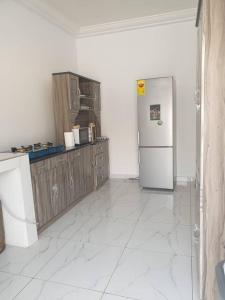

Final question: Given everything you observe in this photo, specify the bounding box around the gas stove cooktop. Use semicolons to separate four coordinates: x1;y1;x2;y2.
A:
11;142;65;161
11;142;54;153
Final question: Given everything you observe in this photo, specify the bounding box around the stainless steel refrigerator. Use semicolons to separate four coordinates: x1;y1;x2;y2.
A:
137;77;175;190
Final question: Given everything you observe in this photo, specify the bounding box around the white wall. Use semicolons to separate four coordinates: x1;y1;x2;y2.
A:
76;22;197;179
0;0;77;151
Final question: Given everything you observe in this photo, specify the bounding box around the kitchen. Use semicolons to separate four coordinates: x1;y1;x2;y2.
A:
0;0;225;300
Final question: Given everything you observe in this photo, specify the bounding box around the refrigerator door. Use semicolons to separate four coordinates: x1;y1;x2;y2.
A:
139;147;174;189
138;77;173;147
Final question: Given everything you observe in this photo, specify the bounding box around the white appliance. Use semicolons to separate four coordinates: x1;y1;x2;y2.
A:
137;77;175;189
72;127;90;145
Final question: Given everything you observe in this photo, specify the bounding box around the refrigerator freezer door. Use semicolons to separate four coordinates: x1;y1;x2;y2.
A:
139;147;174;189
138;77;173;147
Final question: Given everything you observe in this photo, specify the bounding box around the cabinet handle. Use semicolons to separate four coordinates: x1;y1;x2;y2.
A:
70;176;73;186
137;131;140;146
69;93;72;110
52;184;59;200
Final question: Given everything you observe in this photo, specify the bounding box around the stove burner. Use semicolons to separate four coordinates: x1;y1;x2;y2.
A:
11;142;54;153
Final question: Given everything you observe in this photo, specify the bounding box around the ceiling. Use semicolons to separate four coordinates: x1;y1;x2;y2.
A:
37;0;198;27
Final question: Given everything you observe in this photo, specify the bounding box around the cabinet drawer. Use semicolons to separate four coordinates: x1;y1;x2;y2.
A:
49;153;67;168
30;160;50;175
96;166;105;187
96;153;104;167
95;143;104;154
67;150;81;161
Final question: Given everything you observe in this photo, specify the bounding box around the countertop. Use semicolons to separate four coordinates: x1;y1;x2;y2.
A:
0;153;26;162
30;140;108;164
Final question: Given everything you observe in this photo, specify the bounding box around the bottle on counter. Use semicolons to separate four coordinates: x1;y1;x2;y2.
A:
89;123;96;144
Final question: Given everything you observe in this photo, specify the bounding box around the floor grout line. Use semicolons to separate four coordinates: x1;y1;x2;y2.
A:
13;180;138;299
12;236;73;299
0;180;194;300
103;291;140;300
100;197;149;300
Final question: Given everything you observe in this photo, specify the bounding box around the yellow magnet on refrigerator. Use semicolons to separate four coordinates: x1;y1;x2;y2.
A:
137;80;145;96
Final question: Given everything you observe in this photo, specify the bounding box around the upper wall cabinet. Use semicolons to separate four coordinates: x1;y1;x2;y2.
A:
68;74;80;112
79;81;101;112
52;72;101;145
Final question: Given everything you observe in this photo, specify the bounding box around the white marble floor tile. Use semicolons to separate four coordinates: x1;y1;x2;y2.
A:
139;192;191;226
0;272;31;300
74;193;146;222
102;294;134;300
103;196;146;222
106;248;192;300
36;241;124;292
0;180;196;299
15;279;102;300
70;215;136;247
41;210;89;240
128;222;192;256
72;193;115;217
0;237;66;277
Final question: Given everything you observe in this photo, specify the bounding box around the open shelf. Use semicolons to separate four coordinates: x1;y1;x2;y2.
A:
80;108;94;111
80;95;96;100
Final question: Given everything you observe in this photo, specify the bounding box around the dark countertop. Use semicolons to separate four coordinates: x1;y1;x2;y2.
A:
29;140;108;164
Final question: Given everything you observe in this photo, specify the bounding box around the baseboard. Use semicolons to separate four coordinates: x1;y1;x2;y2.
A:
110;174;139;179
110;174;196;183
176;176;195;185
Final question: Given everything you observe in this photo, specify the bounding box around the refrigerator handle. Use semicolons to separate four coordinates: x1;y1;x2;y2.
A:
138;150;140;165
137;131;140;146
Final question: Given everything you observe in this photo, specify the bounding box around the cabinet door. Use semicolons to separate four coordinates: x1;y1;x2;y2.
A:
93;83;101;111
103;140;109;181
53;74;74;145
49;154;68;217
95;153;104;188
30;161;53;229
68;75;80;112
68;150;83;204
82;146;94;195
93;141;109;189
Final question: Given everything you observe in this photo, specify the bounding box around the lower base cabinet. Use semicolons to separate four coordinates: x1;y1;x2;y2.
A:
30;140;109;231
93;140;109;189
30;160;53;229
49;154;68;217
67;149;83;205
82;146;94;195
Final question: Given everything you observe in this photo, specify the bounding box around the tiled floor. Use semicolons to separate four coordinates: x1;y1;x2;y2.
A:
0;179;198;300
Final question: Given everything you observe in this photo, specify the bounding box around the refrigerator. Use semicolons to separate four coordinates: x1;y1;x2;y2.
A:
137;77;175;190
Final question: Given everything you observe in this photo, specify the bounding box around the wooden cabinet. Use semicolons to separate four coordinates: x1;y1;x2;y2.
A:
67;150;83;204
30;160;53;229
82;146;94;195
52;74;77;145
31;154;69;230
93;140;109;189
68;74;80;112
30;142;108;231
94;83;101;112
52;72;101;145
103;140;109;180
196;0;225;299
48;154;68;217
